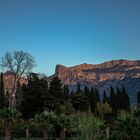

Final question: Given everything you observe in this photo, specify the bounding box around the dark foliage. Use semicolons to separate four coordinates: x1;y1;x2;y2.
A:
0;72;8;109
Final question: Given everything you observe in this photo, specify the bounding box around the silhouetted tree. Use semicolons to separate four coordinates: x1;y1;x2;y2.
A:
71;85;89;111
49;77;63;111
89;87;100;113
76;83;81;94
110;87;117;117
137;91;140;107
95;88;100;103
63;85;70;101
1;51;36;109
21;73;45;120
116;87;122;111
121;86;130;113
84;86;90;98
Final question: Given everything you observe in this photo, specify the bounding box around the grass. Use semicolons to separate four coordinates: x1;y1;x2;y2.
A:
76;111;103;140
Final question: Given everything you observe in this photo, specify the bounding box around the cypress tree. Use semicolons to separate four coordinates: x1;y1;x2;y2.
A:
116;87;122;111
76;83;81;94
110;87;117;117
137;91;140;108
63;85;70;101
84;86;90;97
89;87;95;112
95;88;100;103
89;87;100;113
122;86;130;112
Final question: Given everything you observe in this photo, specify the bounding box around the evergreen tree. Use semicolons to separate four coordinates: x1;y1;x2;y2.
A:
110;87;117;117
41;78;56;112
95;88;100;103
21;73;46;120
84;86;90;97
49;77;62;99
49;77;63;111
89;87;100;113
122;86;130;113
116;87;122;111
70;91;74;96
71;84;89;111
71;90;89;111
63;85;70;101
0;72;8;109
137;91;140;107
76;83;81;94
89;87;95;112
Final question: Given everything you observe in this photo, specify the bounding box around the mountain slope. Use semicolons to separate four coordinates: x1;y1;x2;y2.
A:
53;60;140;104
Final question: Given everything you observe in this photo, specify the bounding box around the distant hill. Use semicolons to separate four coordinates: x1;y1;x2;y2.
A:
50;59;140;105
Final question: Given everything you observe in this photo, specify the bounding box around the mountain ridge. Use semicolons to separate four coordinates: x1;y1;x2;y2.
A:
53;59;140;104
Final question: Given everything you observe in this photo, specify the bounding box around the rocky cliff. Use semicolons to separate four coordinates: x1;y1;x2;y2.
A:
53;60;140;104
3;71;28;94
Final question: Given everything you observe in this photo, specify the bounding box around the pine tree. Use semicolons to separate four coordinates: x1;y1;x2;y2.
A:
0;72;8;109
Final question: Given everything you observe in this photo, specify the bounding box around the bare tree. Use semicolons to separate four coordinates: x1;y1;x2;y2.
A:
1;51;36;108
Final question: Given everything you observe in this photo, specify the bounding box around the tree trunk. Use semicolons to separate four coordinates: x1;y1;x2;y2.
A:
26;128;30;140
9;75;17;109
60;128;66;140
5;128;11;140
105;127;110;139
43;129;49;140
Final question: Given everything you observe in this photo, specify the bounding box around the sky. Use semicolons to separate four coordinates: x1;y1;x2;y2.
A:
0;0;140;75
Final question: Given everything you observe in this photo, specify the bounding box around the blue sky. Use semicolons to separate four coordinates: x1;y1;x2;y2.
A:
0;0;140;75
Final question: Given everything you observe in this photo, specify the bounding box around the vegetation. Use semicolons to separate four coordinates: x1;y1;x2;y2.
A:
0;108;22;140
1;51;35;109
0;73;8;109
0;51;140;139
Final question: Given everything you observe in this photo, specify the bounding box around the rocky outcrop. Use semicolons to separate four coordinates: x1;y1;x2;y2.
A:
53;60;140;104
3;71;28;94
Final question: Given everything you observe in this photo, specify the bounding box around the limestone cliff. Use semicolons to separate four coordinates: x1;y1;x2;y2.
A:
53;60;140;104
